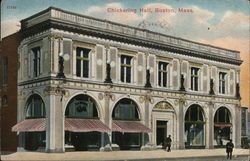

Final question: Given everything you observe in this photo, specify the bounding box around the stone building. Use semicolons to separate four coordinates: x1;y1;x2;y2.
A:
12;7;242;153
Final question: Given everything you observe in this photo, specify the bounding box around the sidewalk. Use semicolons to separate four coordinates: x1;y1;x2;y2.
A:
1;148;249;161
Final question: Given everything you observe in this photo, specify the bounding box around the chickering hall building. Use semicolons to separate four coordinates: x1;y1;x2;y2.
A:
12;7;243;153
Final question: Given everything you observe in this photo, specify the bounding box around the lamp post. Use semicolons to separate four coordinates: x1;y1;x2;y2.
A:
104;61;113;83
56;52;69;79
179;74;186;91
56;52;66;78
104;45;113;84
209;79;215;95
144;67;152;88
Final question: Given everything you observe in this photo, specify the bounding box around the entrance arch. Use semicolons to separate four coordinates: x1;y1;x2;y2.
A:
24;94;46;151
184;104;205;148
214;107;232;147
152;101;176;149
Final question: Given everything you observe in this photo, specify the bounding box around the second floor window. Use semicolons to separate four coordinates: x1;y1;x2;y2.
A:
121;55;132;83
2;57;8;86
219;72;227;94
158;62;168;87
76;47;91;78
191;67;199;91
32;47;41;77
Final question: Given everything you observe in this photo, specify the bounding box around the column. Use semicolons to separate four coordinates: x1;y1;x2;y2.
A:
54;93;64;152
45;94;54;152
178;99;185;149
45;91;64;153
206;102;214;149
144;94;150;146
234;105;241;148
103;91;112;151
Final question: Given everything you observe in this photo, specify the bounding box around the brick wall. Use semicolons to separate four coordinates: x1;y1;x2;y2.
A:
0;32;21;152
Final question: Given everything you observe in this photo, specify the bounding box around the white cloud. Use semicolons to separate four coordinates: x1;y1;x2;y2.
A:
168;5;215;39
211;11;249;39
1;19;20;38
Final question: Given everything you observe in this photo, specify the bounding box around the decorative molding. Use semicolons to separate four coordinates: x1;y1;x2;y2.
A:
154;101;173;110
174;98;187;106
73;41;95;49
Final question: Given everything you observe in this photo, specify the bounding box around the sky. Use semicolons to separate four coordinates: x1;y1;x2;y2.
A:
1;0;250;108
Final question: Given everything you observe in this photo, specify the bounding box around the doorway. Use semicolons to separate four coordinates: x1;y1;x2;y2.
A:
156;120;168;149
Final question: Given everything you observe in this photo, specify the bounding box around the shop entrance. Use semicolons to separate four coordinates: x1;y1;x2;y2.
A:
156;120;168;148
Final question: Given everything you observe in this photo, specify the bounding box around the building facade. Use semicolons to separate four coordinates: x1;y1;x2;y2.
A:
0;32;21;152
13;7;242;153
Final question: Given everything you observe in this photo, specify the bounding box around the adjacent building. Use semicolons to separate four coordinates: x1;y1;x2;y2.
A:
0;32;21;152
12;7;242;153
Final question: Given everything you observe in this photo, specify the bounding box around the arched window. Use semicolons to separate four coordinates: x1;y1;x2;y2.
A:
184;104;205;147
214;107;231;124
185;104;204;122
112;98;139;120
24;94;46;151
214;107;232;147
65;95;98;118
26;94;45;118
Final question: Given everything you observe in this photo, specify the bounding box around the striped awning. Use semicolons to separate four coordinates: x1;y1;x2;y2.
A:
112;120;152;133
65;118;111;133
12;118;46;132
214;123;232;127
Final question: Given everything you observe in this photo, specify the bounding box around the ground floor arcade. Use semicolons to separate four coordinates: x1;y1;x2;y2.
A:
13;86;242;152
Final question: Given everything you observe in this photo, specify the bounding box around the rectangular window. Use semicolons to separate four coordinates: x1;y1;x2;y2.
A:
2;57;8;86
76;47;91;78
191;67;199;91
32;47;41;77
158;62;168;87
121;55;132;83
219;72;227;94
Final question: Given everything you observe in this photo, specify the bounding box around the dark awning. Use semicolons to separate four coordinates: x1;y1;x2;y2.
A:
112;120;152;133
214;123;232;127
65;118;111;133
12;118;46;132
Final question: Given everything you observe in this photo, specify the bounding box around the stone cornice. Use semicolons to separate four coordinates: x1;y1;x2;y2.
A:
21;19;242;66
20;7;242;66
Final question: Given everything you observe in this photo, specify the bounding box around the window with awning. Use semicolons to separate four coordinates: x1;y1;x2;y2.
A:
112;120;152;133
12;118;46;132
65;118;111;133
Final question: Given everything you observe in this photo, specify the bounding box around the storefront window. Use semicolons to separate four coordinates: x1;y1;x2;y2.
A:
185;104;205;148
65;95;100;151
112;98;141;150
25;94;45;151
214;107;232;147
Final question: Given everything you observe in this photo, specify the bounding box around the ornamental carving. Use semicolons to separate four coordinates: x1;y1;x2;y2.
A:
154;101;173;110
43;86;68;97
139;95;154;104
174;98;187;106
98;93;104;100
103;91;115;101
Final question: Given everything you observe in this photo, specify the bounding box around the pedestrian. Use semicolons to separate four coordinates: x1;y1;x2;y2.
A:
165;135;172;152
226;139;234;159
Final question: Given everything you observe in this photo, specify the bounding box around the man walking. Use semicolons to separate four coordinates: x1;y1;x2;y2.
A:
165;135;172;152
226;139;234;159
